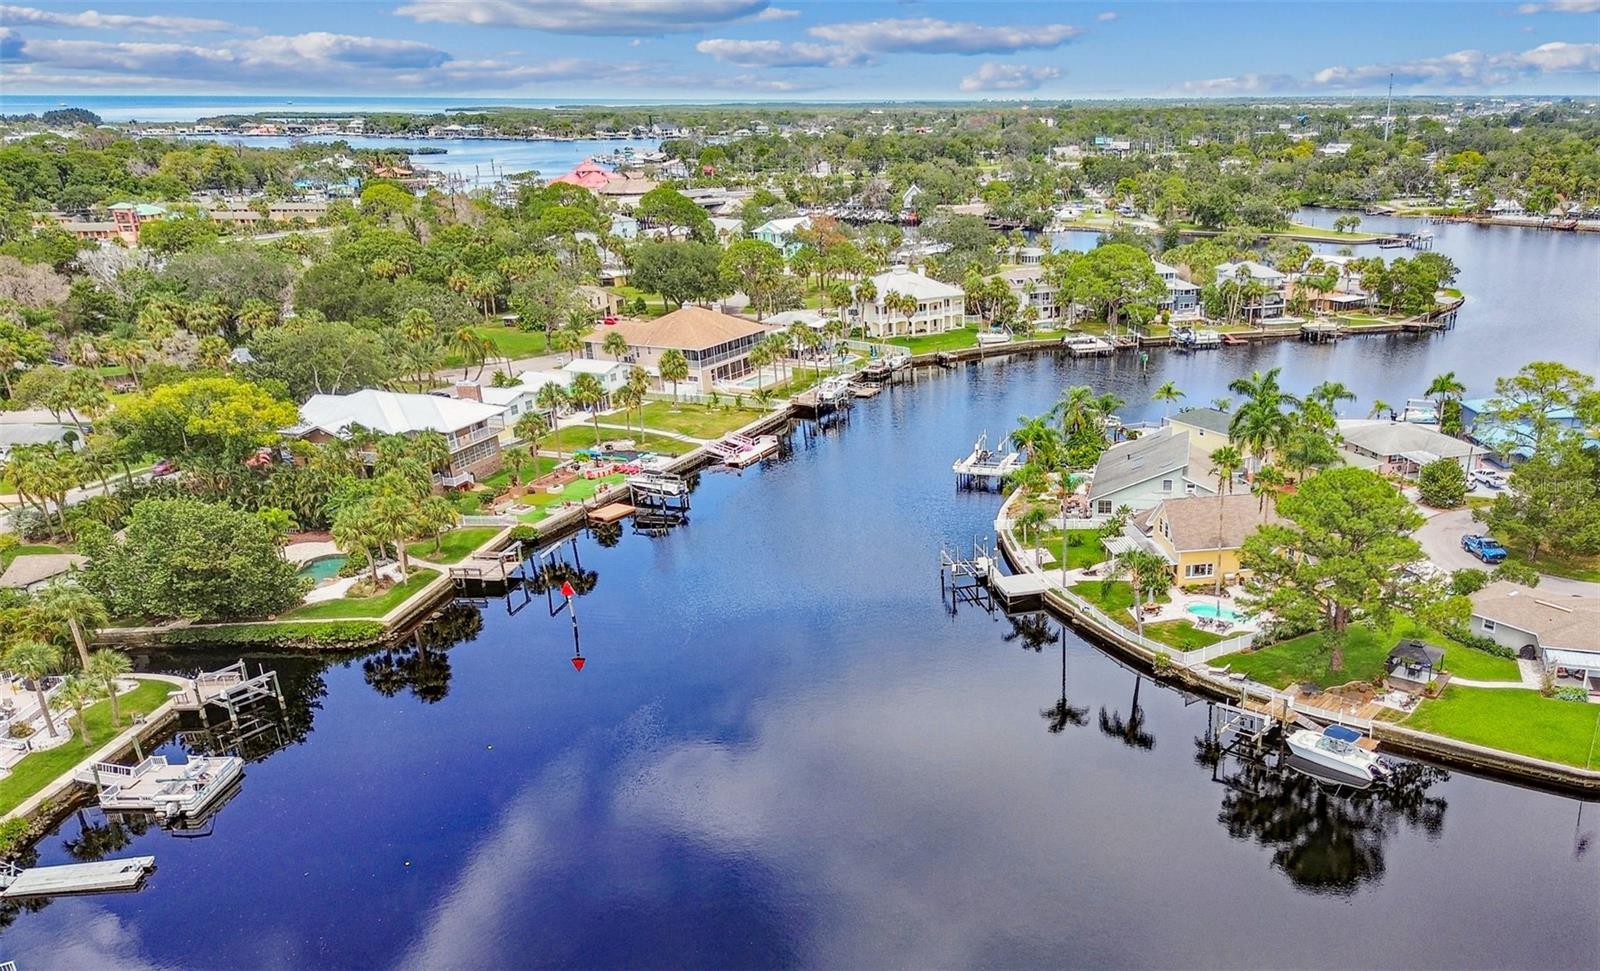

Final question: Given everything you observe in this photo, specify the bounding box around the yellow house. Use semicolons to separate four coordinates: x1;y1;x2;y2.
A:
1136;493;1281;587
1167;408;1234;458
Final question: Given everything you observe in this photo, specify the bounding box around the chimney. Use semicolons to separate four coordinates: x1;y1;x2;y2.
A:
455;382;482;402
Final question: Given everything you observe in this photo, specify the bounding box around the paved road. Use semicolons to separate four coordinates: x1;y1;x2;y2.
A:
1415;506;1600;596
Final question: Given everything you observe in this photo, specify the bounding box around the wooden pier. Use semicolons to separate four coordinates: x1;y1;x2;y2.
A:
449;540;527;587
0;856;156;898
587;501;636;524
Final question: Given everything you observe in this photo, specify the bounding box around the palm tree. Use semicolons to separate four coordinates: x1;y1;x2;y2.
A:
1209;444;1244;606
1052;384;1097;436
332;504;384;588
1250;464;1287;522
659;348;689;405
54;676;102;745
1103;548;1170;639
34;582;108;670
1369;399;1394;420
87;649;132;728
368;493;419;577
568;371;607;447
1309;381;1356;415
503;444;533;486
1153;380;1185;423
5;640;63;737
602;330;630;363
452;325;483;378
514;410;550;451
1010;416;1060;463
1228;367;1299;469
1425;371;1466;418
1017;504;1051;549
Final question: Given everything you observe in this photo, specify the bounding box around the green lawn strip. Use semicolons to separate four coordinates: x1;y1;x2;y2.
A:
1500;544;1600;583
887;326;981;355
281;568;440;619
406;527;501;565
1217;617;1519;689
0;678;175;816
621;400;766;439
1144;619;1226;650
1037;531;1108;571
0;543;63;570
611;286;671;317
539;425;692;456
1069;580;1170;614
1405;686;1600;769
515;474;627;522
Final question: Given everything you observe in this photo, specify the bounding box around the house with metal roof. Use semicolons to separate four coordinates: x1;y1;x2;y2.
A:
1086;429;1222;516
294;389;505;487
858;266;966;338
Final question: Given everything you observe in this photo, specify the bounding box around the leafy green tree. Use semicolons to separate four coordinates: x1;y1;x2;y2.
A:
637;187;712;241
719;239;785;319
79;499;307;621
1418;458;1467;509
1062;243;1166;331
1240;467;1426;669
138;217;220;255
631;241;727;309
246;319;395;399
1477;435;1600;562
108;376;298;466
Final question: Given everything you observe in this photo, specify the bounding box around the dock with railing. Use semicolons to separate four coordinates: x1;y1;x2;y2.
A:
952;433;1020;489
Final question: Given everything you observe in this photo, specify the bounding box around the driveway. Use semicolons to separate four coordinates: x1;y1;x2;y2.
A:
1415;506;1600;596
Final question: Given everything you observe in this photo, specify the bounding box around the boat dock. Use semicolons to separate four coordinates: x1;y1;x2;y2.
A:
1063;335;1115;357
952;433;1020;489
706;432;780;468
1300;319;1345;343
0;856;156;899
586;502;636;525
794;375;855;415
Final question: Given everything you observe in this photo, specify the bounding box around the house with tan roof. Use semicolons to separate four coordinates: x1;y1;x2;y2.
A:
1126;493;1282;587
581;307;766;392
1469;581;1600;691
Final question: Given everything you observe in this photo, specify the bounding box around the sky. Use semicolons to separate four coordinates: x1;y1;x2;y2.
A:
0;1;1597;100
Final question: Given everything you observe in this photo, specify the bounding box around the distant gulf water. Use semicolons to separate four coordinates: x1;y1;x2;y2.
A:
0;94;701;123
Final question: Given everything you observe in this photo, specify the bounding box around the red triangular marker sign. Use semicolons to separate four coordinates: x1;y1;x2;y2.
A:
571;657;585;671
560;580;575;598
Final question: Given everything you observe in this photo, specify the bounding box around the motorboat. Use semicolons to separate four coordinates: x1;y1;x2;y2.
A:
1285;725;1391;783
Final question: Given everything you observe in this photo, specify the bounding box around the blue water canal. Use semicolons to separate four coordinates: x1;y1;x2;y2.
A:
4;222;1599;968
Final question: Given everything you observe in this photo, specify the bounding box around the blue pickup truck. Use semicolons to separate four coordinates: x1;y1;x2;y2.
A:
1461;534;1509;564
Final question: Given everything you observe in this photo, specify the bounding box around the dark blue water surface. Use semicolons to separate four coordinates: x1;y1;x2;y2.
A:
4;221;1598;969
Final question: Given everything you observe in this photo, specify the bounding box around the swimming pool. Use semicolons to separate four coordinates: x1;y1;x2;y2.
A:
296;555;348;582
1186;602;1249;624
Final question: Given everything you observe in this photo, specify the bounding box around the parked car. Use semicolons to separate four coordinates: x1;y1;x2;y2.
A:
1472;469;1508;490
151;459;177;477
1461;534;1508;564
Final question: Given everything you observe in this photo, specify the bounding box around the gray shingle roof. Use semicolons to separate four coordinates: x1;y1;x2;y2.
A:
1089;429;1193;500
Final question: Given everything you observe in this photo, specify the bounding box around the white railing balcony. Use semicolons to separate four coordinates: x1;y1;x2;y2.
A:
448;424;502;451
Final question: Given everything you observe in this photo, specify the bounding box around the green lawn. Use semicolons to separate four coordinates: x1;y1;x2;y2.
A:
1069;581;1170;614
887;325;981;355
474;325;548;359
406;526;500;565
1406;687;1600;769
0;543;63;570
0;678;174;815
611;286;671;317
515;473;627;522
1217;617;1520;689
620;400;766;440
1037;530;1108;571
282;568;440;619
1500;543;1600;584
1144;619;1226;651
539;425;693;456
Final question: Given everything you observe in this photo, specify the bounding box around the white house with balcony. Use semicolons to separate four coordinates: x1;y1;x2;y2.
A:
293;389;505;488
859;266;966;338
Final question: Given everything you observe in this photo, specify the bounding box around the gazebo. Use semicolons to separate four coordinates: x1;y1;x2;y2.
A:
1386;639;1447;690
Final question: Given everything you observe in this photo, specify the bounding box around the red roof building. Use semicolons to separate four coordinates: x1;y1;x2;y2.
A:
550;159;618;192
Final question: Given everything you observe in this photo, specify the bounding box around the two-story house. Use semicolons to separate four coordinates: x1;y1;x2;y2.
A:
859;266;966;338
1086;429;1223;516
294;389;506;488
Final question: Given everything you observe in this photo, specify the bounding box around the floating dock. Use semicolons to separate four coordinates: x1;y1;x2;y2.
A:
587;501;636;524
0;856;156;899
74;754;243;819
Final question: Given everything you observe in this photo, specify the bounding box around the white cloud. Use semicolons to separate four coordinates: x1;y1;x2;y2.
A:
958;62;1062;93
696;37;872;68
1096;11;1119;22
0;4;234;33
394;0;773;35
1516;0;1600;13
1179;41;1600;94
754;5;799;19
808;17;1081;55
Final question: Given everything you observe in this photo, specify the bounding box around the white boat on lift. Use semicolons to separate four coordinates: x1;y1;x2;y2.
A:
1285;725;1391;783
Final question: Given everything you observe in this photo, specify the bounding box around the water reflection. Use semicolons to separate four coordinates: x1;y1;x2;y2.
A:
1040;626;1089;734
1213;743;1449;895
361;604;482;703
1098;674;1157;751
